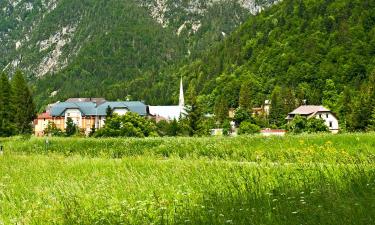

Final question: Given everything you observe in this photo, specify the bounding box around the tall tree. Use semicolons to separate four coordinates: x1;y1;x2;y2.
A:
269;86;285;127
238;79;253;110
322;79;339;112
0;73;14;136
11;70;36;134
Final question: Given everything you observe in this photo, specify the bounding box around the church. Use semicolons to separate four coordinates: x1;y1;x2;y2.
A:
148;78;186;122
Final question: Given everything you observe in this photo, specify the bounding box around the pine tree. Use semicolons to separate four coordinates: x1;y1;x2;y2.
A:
65;118;77;137
269;86;284;127
106;105;113;118
11;70;36;134
0;73;14;137
238;80;252;110
214;95;229;125
367;108;375;131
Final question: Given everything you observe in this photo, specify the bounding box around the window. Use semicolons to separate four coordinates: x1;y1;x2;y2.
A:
329;121;333;128
67;113;70;116
326;114;329;119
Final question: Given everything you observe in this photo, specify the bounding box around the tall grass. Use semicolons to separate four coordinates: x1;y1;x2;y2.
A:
2;133;375;163
0;133;374;224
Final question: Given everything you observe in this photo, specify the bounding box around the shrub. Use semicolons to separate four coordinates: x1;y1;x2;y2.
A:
94;113;158;138
238;121;260;135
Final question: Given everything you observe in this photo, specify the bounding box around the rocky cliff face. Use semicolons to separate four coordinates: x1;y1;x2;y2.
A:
0;0;279;108
1;0;278;77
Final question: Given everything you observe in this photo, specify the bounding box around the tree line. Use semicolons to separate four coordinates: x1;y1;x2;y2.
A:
0;71;36;137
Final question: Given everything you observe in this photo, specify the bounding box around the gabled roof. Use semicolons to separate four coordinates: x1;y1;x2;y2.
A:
50;102;97;116
289;105;331;115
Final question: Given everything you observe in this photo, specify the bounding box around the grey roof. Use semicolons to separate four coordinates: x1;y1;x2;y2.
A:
50;100;147;116
289;105;331;115
97;101;147;116
66;98;106;104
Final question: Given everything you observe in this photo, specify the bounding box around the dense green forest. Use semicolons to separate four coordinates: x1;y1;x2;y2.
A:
156;0;375;131
1;0;278;108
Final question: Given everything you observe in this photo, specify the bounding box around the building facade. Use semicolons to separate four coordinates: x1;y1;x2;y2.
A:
34;98;148;136
286;105;339;133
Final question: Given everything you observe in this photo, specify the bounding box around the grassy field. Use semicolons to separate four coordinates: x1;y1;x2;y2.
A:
0;133;374;224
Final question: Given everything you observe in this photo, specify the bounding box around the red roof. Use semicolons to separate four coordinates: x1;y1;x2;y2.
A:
261;129;287;133
37;112;52;119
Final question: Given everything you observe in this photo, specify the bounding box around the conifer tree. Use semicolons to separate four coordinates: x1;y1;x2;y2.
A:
367;108;375;131
238;80;252;110
269;86;284;127
0;73;14;136
11;70;36;134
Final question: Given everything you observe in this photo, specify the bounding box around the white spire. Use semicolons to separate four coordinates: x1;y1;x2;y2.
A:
179;77;184;107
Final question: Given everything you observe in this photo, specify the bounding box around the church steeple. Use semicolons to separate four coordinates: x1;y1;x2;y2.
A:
179;77;184;107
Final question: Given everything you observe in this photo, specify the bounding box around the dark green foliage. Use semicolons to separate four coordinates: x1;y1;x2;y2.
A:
368;108;375;131
105;106;113;118
0;73;14;136
94;113;158;138
214;95;229;125
1;0;280;108
11;70;36;135
156;119;182;137
65;118;78;137
233;107;251;125
287;115;329;134
306;117;330;133
238;121;261;135
269;86;285;127
222;120;231;136
287;115;307;134
162;0;375;131
322;79;339;112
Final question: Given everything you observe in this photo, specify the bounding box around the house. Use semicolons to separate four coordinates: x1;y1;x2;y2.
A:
34;99;147;136
148;78;186;121
34;112;53;136
286;105;339;133
252;100;271;116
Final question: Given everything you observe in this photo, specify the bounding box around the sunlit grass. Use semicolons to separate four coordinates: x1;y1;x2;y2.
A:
0;133;374;224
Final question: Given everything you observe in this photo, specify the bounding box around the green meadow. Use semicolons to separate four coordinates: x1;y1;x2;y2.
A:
0;134;374;224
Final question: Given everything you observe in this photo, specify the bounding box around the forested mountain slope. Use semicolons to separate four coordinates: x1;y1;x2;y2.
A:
162;0;374;130
0;0;278;107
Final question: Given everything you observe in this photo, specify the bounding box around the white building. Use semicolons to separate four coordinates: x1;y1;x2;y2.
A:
286;105;339;133
148;78;186;121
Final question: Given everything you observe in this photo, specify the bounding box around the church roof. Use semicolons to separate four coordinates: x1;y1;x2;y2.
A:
148;106;185;120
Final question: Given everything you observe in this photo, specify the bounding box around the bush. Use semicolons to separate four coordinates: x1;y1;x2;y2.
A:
238;121;260;135
94;113;158;138
287;115;307;134
306;118;329;133
288;115;329;134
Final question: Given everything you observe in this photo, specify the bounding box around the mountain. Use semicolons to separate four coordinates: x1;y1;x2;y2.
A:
0;0;278;108
166;0;375;130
